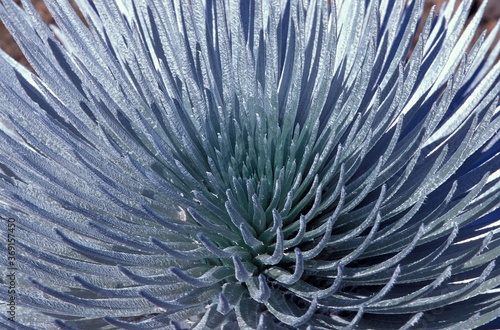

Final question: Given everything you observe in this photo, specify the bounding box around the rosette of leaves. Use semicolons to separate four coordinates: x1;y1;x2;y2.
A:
0;0;499;329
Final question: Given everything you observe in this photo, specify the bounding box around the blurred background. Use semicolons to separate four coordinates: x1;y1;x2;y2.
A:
0;0;499;68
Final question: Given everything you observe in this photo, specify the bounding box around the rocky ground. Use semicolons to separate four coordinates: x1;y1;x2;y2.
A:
0;0;82;69
418;0;500;55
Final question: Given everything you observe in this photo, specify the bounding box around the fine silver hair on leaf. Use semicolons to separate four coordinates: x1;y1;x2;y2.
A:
0;0;499;329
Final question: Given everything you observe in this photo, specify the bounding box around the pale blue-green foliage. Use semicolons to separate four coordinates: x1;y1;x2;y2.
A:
0;0;499;329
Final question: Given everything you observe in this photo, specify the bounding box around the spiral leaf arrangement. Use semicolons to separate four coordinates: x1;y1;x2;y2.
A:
0;0;499;329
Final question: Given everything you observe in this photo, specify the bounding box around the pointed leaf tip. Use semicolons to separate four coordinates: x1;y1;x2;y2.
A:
232;254;252;282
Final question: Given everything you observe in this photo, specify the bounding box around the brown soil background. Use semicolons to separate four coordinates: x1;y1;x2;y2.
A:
0;0;499;69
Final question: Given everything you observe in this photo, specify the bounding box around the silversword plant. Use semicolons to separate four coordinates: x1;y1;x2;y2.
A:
0;0;499;329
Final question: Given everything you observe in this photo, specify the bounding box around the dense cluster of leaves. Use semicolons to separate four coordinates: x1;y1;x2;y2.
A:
0;0;499;329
